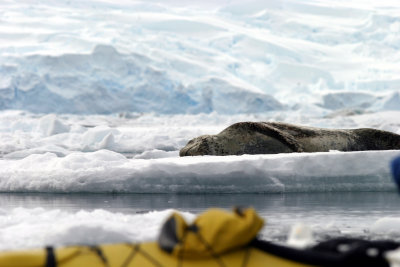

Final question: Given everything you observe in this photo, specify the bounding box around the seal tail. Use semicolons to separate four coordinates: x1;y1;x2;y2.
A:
391;156;400;192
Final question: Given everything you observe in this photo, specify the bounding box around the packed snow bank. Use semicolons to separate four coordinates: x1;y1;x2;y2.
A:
372;217;400;239
1;110;400;159
0;149;398;193
0;208;193;250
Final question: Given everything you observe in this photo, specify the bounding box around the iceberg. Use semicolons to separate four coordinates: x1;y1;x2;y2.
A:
0;149;397;193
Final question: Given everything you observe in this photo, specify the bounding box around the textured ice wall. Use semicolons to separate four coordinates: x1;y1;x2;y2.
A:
1;46;282;114
0;149;398;193
1;0;400;114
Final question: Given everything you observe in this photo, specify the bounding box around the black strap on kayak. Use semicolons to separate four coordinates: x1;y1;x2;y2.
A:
312;237;400;267
251;238;400;267
90;246;110;267
121;244;140;267
137;244;164;267
45;246;56;267
251;239;345;267
176;229;188;267
194;230;226;267
240;248;251;267
174;223;226;267
121;243;164;267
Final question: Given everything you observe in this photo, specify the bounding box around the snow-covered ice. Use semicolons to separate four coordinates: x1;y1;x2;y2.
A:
0;110;398;250
0;207;193;250
0;110;399;193
0;148;398;193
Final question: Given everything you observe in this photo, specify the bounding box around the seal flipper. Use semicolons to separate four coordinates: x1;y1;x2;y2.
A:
256;122;304;153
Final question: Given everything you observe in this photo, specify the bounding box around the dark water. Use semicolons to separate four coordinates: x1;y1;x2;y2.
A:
1;192;399;214
0;192;400;239
1;192;400;242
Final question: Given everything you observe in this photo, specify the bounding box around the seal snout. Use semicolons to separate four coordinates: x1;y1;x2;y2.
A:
179;135;213;156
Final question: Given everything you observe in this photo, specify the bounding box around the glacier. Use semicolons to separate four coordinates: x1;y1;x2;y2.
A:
1;0;400;114
1;0;400;252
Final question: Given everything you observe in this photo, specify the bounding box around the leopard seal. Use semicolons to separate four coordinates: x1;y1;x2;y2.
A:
179;122;400;156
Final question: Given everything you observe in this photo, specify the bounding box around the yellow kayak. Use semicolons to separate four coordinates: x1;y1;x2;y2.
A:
0;241;317;267
0;208;397;267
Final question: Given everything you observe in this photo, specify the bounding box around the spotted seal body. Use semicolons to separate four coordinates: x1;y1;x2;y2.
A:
179;122;400;156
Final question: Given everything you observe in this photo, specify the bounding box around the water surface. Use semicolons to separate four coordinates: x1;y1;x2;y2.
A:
2;192;399;242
